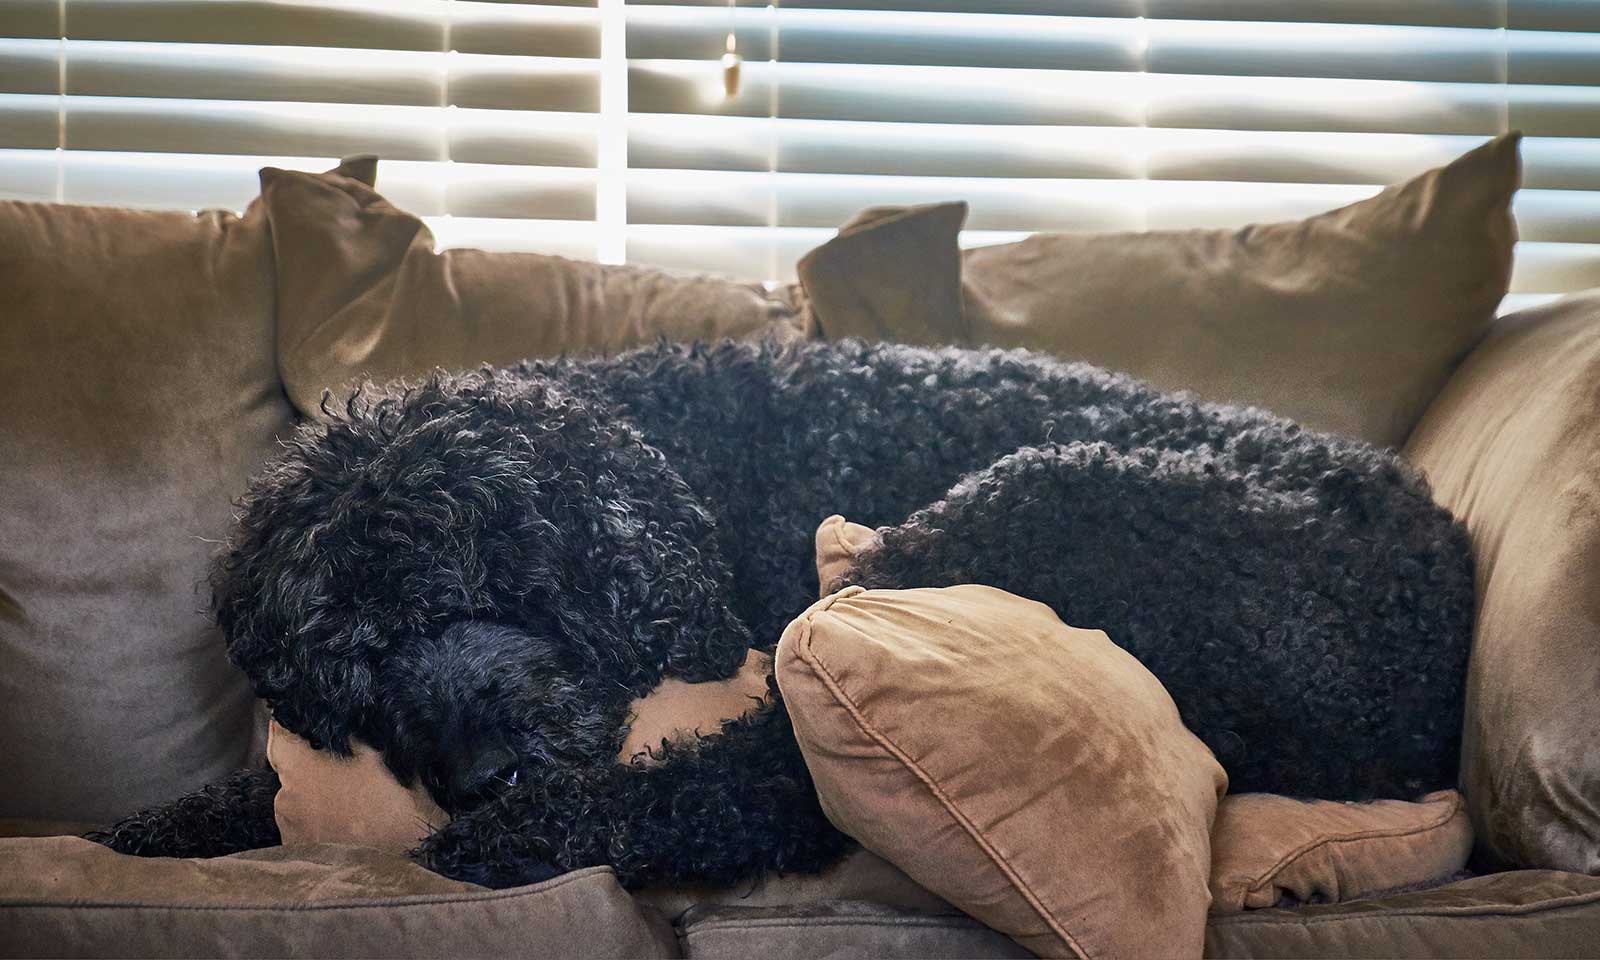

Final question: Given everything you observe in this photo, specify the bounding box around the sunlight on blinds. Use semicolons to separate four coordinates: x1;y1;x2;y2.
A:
0;0;1597;302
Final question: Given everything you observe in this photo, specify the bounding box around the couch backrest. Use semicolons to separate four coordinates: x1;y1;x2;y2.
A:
0;198;294;825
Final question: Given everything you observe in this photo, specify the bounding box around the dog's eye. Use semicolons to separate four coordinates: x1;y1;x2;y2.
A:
504;769;519;786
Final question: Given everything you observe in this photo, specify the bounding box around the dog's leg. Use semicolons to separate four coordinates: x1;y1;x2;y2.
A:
414;687;848;889
84;767;282;858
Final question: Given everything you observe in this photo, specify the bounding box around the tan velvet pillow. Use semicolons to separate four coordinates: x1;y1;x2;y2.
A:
1403;289;1600;874
270;650;774;850
813;513;878;596
268;722;447;854
263;158;808;417
776;584;1228;959
799;134;1521;449
1209;790;1473;914
0;191;297;824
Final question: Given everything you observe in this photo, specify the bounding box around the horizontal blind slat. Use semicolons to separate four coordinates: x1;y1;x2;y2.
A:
0;146;57;199
1512;241;1600;292
0;0;57;38
1;39;602;110
624;1;1140;15
630;118;1500;183
0;93;58;148
55;96;598;167
0;148;595;218
1510;1;1600;33
628;0;1507;28
0;38;57;93
63;1;599;58
631;61;1520;135
66;0;444;50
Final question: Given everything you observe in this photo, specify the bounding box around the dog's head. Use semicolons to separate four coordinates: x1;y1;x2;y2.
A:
371;619;625;812
211;367;750;761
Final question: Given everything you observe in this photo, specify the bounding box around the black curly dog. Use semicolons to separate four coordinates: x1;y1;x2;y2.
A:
90;338;1475;891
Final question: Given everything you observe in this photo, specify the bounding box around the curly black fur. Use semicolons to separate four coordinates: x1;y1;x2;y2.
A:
90;338;1475;892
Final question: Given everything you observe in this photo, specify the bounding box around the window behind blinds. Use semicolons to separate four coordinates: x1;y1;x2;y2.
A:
1;0;1597;309
0;0;614;260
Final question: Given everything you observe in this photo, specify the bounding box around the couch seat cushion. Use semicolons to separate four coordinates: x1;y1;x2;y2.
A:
0;837;678;959
675;871;1600;960
1205;869;1600;959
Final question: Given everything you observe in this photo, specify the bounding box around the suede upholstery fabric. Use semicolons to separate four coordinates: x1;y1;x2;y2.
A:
637;845;953;926
0;198;294;824
264;158;807;417
796;203;969;348
777;585;1227;959
1204;869;1600;959
1403;290;1600;874
619;650;773;762
799;135;1521;449
268;722;447;854
0;837;678;959
1209;790;1473;913
812;513;878;595
675;873;1600;960
678;901;1033;960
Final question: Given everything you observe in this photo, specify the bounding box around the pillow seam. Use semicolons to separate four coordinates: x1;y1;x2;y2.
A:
792;594;1091;960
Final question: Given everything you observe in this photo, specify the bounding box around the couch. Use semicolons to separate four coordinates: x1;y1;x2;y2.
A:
5;133;1600;957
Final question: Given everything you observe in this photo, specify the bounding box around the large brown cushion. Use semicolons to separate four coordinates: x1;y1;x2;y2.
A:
1403;290;1600;873
265;158;808;416
776;585;1227;959
0;837;678;959
800;134;1521;449
0;197;296;823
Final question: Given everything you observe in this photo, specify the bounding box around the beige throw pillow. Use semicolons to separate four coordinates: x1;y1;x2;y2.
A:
813;513;878;596
776;584;1228;959
799;134;1522;449
261;158;808;417
1209;790;1473;913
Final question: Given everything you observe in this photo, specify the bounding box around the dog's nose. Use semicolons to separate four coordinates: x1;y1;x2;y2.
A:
448;746;519;807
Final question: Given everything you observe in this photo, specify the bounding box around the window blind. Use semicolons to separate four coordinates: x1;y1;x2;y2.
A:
1;1;1597;309
0;0;612;261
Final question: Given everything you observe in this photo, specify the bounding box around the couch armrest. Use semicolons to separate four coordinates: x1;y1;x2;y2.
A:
1403;290;1600;873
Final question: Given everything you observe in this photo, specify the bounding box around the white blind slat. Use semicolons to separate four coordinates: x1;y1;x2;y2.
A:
56;96;599;167
0;147;56;200
0;0;1597;300
1511;1;1600;33
0;38;55;93
0;94;58;149
65;0;445;50
630;61;1514;136
0;0;56;39
62;1;599;58
1511;241;1600;292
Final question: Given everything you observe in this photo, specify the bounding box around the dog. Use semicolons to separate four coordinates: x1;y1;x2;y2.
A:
89;337;1475;890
